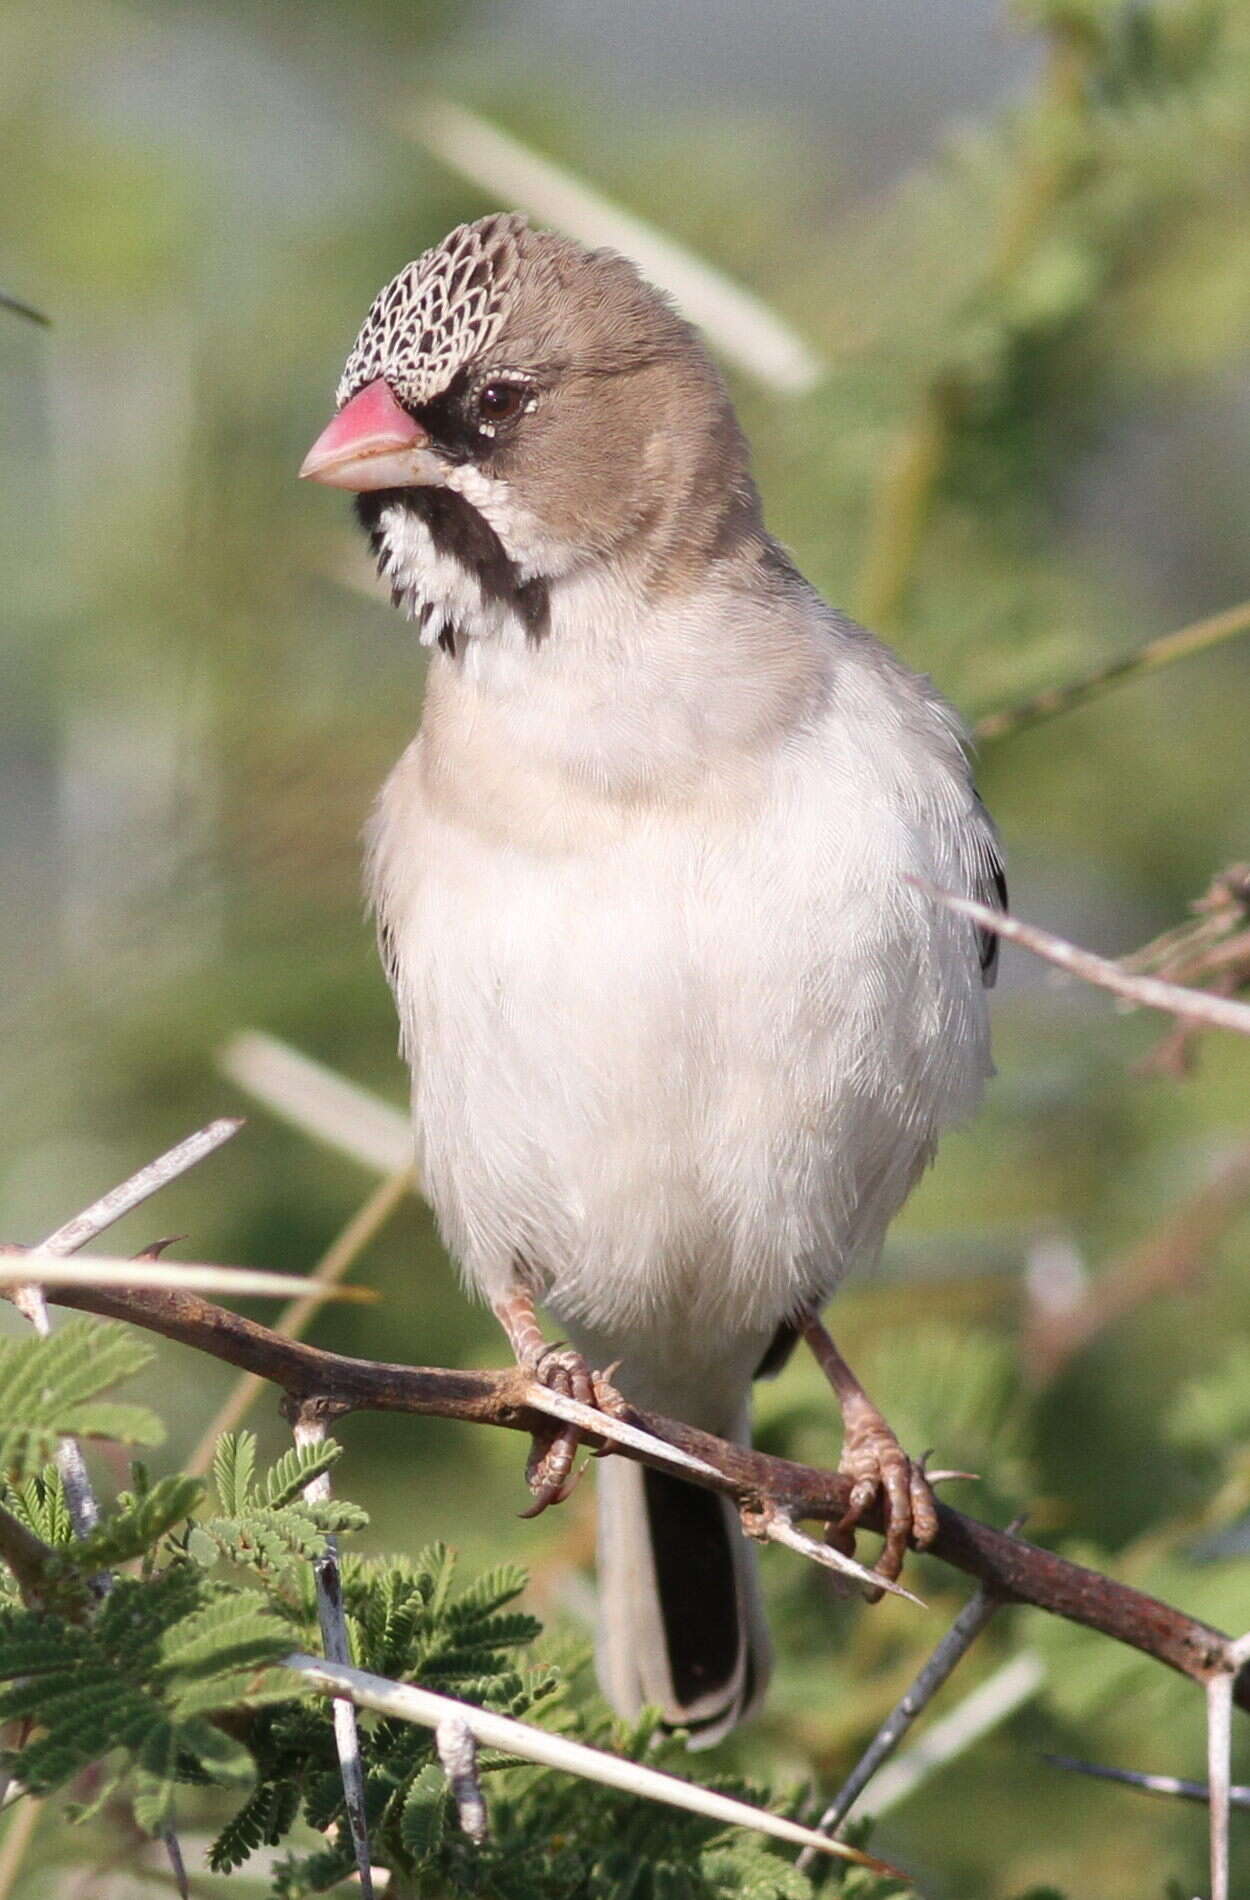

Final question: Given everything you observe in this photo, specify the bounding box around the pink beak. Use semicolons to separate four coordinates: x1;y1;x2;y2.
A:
299;378;446;491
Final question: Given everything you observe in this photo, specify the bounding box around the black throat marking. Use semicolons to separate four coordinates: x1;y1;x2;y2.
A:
356;489;550;654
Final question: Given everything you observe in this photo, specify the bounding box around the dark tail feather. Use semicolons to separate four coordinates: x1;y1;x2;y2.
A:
595;1450;770;1747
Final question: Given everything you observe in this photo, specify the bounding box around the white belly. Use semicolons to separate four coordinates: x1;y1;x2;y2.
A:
373;732;991;1404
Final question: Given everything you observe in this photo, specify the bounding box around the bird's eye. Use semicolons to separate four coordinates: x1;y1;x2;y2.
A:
476;382;526;424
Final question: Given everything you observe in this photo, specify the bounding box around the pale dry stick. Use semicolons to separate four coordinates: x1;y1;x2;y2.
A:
1208;1671;1234;1900
409;100;825;396
974;597;1250;745
36;1120;244;1258
1044;1754;1250;1810
796;1574;1010;1869
284;1654;902;1875
843;1651;1047;1822
10;1116;244;1537
291;1410;373;1899
186;1166;415;1480
435;1715;489;1845
219;1032;414;1177
0;1797;43;1900
923;887;1250;1038
6;1119;241;1896
1;1254;375;1303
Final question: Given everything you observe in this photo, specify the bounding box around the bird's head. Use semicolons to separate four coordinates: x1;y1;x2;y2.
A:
301;214;759;652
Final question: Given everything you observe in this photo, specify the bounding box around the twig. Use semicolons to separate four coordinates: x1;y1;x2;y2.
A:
407;100;824;396
186;1166;415;1479
840;1651;1046;1821
0;290;51;327
1;1252;375;1303
219;1033;412;1176
160;1824;190;1900
0;1798;43;1900
1044;1754;1250;1809
283;1653;899;1873
797;1579;1007;1866
974;598;1250;744
33;1275;1250;1708
36;1120;243;1257
291;1409;373;1899
1209;1671;1234;1900
923;886;1250;1037
4;1123;243;1892
435;1715;489;1844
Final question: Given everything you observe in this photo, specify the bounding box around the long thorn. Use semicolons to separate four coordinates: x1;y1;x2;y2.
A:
36;1120;243;1257
1044;1753;1250;1809
292;1414;373;1899
284;1653;905;1875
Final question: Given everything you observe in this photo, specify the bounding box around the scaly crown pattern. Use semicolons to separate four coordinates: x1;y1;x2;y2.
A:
336;213;528;413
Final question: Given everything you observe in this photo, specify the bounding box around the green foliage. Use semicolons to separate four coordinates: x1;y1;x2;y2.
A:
194;1431;369;1575
0;1566;293;1833
0;1320;162;1480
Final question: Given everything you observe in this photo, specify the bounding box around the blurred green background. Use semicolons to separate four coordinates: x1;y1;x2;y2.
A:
4;0;1250;1893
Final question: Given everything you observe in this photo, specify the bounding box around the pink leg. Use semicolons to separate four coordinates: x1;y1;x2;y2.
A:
802;1315;938;1595
494;1288;601;1516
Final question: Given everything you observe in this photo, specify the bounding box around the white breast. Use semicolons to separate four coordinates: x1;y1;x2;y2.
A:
368;589;993;1407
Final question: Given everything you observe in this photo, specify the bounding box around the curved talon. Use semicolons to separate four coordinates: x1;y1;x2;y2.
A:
519;1342;603;1514
835;1420;938;1597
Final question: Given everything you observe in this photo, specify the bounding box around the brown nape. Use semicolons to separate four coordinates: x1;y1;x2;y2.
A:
486;231;765;592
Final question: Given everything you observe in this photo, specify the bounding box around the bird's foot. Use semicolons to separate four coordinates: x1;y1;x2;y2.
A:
830;1405;938;1602
519;1343;605;1517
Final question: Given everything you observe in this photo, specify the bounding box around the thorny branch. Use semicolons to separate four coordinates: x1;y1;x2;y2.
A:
18;1272;1250;1715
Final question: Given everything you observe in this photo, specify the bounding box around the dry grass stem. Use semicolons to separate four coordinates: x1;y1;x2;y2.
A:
220;1032;413;1176
408;100;825;395
974;599;1250;744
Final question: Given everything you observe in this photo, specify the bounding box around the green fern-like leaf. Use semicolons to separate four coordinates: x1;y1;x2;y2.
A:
61;1475;204;1573
0;1322;162;1479
212;1431;257;1516
400;1760;449;1864
263;1438;344;1508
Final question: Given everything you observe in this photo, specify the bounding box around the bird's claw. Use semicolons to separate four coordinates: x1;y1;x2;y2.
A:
520;1346;622;1515
831;1411;938;1602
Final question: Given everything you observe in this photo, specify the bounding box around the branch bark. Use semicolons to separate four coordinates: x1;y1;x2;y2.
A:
26;1277;1248;1712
